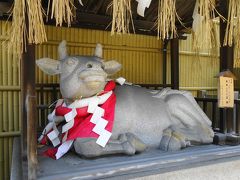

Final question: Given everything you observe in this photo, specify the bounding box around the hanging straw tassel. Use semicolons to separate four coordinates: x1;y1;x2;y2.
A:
224;0;240;67
109;0;135;35
26;0;47;44
192;0;218;51
8;0;26;59
8;0;47;59
155;0;180;40
234;12;240;67
223;0;236;47
48;0;76;27
7;0;83;60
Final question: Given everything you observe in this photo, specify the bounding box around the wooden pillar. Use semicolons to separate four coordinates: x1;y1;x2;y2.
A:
219;1;234;72
21;44;37;180
219;0;234;133
21;1;38;178
170;38;179;90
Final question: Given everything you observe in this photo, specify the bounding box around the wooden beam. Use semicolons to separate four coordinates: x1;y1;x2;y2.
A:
60;12;191;37
0;2;12;16
76;12;156;34
170;38;180;90
91;0;104;14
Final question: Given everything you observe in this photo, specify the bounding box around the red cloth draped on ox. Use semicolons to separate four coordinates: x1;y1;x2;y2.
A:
40;81;117;159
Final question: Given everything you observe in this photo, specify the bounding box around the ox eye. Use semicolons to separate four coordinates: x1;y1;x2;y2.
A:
101;65;105;69
66;59;75;65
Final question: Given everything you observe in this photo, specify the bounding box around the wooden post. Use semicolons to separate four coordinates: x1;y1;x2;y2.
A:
21;44;37;180
170;38;179;90
219;0;234;133
219;1;234;72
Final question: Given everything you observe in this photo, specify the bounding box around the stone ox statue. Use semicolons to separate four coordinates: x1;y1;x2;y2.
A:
37;41;214;159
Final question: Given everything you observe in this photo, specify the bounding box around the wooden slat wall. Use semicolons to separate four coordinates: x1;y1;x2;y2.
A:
36;26;163;84
178;33;220;96
0;21;21;180
0;20;238;180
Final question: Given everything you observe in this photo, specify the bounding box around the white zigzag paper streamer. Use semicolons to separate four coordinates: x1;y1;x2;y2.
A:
39;91;113;152
90;107;112;147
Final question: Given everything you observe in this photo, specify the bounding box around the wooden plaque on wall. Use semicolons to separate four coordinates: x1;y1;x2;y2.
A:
218;76;234;108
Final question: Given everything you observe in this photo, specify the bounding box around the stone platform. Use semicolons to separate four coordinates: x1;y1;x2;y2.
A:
36;144;240;180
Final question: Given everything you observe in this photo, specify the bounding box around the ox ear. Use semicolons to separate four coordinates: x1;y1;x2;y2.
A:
58;40;68;60
94;43;103;58
103;60;122;75
36;58;61;75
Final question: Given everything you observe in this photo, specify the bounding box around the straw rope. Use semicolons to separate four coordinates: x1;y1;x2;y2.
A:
109;0;135;35
155;0;180;40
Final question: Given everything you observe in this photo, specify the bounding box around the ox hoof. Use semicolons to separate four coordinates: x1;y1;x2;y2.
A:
119;133;128;142
119;133;147;153
159;129;188;151
122;141;136;155
125;133;147;153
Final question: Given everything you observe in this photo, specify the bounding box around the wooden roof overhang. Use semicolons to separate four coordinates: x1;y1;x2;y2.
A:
0;0;220;37
64;0;196;36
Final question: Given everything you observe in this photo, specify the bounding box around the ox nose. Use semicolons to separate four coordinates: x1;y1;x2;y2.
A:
86;62;104;70
86;62;93;69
